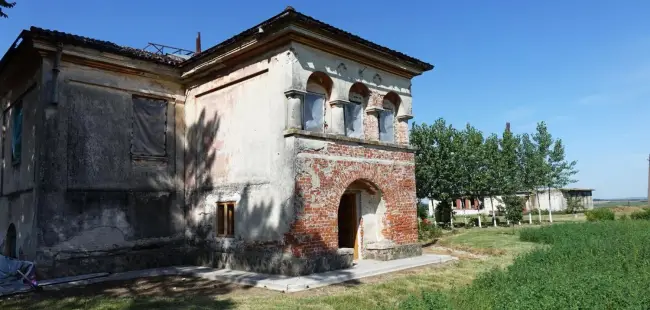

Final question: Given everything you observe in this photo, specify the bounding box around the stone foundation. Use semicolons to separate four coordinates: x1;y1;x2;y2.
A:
36;238;354;278
364;241;422;261
192;246;353;276
35;238;192;279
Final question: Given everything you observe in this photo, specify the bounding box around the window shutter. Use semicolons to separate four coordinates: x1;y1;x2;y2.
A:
11;103;22;163
217;204;225;235
132;96;167;156
227;204;235;236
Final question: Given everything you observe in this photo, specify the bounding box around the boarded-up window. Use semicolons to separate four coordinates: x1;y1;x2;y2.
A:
345;101;363;138
379;109;394;142
216;202;235;237
11;102;22;164
303;93;324;132
132;96;167;156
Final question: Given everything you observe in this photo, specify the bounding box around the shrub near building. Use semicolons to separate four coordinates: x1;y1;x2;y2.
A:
584;208;615;221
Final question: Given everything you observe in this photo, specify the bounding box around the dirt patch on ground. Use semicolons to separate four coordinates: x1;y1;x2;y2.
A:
424;245;490;259
610;206;646;213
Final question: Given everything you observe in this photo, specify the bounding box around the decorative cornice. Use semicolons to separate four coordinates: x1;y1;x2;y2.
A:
365;106;384;114
397;114;413;121
284;88;307;98
329;99;350;107
283;128;415;152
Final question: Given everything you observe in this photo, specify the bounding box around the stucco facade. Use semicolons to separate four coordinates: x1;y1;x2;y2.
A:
0;8;432;277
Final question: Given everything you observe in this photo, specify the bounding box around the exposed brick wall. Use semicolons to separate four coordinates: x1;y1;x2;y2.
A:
300;142;414;162
363;112;379;141
287;139;417;257
395;119;409;145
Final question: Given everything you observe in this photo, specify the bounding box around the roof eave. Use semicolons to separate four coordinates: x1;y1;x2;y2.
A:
182;25;432;81
180;10;434;76
0;30;31;78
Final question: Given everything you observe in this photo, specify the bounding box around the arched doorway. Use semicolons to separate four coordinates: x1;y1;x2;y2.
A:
338;179;385;260
3;224;17;258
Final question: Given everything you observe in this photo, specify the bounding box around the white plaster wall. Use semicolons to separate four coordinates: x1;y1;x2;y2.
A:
185;46;296;242
359;190;386;244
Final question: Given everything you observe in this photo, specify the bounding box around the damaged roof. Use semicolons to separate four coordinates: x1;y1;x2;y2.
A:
26;27;183;66
6;7;433;72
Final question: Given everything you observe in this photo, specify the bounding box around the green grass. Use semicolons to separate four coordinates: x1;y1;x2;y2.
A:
7;218;649;309
404;221;650;309
1;228;537;310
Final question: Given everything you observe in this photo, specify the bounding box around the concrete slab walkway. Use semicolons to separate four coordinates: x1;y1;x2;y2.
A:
180;254;457;292
3;254;456;296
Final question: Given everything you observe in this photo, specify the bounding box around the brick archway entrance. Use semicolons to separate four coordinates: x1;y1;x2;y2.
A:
337;179;384;260
289;142;419;263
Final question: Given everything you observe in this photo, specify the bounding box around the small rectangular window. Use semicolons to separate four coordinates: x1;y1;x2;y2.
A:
11;102;22;164
303;93;324;132
378;109;394;142
216;202;235;237
344;102;363;138
132;96;167;157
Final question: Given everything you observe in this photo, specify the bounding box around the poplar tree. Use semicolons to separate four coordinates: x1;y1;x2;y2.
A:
459;124;489;227
499;125;521;225
411;118;463;225
532;122;553;222
484;134;501;227
518;133;539;223
548;139;579;210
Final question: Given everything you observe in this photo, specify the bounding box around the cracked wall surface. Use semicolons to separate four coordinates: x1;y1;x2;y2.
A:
0;32;422;277
0;50;42;260
184;45;297;246
34;48;186;274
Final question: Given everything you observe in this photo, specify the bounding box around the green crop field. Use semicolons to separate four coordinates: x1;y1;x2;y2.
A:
5;215;650;309
403;220;650;309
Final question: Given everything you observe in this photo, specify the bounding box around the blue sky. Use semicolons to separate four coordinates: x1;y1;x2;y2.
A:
1;0;649;199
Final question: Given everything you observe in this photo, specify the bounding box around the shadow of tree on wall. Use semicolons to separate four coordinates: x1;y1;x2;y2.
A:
8;102;364;307
175;106;361;283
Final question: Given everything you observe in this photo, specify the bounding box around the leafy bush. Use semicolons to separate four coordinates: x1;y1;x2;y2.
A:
630;209;650;220
585;208;615;221
527;208;549;215
619;214;629;220
467;215;488;227
399;290;452;310
502;195;525;224
418;220;442;241
565;197;585;214
434;200;454;224
417;203;429;220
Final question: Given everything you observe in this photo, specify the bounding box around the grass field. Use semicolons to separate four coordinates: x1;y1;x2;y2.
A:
1;207;648;309
404;219;650;309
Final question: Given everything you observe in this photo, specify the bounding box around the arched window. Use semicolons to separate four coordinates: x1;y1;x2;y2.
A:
346;83;369;138
304;72;332;132
379;92;400;142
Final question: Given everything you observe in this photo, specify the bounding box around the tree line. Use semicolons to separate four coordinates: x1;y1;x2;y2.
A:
411;118;578;226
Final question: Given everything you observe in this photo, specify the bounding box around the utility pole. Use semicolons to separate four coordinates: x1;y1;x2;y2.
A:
647;154;650;206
